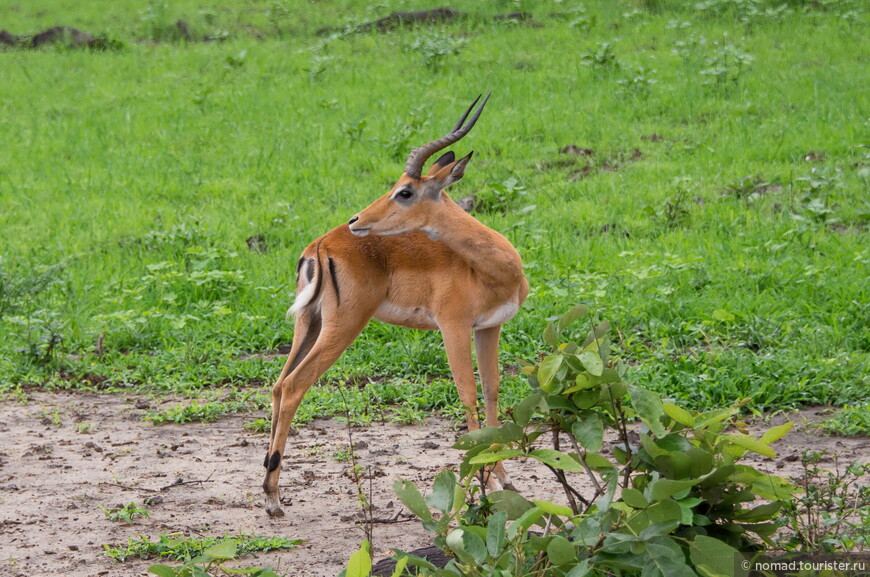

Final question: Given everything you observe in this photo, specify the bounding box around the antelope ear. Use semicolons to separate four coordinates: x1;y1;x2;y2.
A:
424;152;473;199
426;151;456;176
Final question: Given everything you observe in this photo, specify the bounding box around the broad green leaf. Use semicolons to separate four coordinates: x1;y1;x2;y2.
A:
507;506;544;539
577;351;604;376
723;434;775;458
543;322;560;347
699;465;736;488
644;538;697;577
572;389;601;409
621;488;649;509
426;470;456;515
649;478;702;502
529;449;585;473
572;414;604;452
735;502;782;523
390;557;409;577
512;391;545;427
485;511;507;557
628;385;667;438
547;535;577;566
751;475;798;500
694;407;739;429
148;566;178;577
584;452;616;471
559;303;589;330
646;500;684;525
533;499;574;517
346;541;372;577
689;535;742;577
565;560;591;577
662;402;695;427
538;354;564;391
393;479;433;522
446;528;487;565
654;433;692;452
490;490;534;520
204;540;237;560
469;449;524;464
759;421;793;445
454;423;524;450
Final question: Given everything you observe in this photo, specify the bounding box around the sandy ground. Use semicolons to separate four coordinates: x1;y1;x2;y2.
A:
0;391;867;577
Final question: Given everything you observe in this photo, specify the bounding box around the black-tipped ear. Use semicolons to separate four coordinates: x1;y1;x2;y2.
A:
434;151;455;167
425;151;473;199
447;151;473;183
425;151;456;177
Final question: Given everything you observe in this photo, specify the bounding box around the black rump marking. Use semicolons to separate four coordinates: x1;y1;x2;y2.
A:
305;258;316;283
327;257;341;305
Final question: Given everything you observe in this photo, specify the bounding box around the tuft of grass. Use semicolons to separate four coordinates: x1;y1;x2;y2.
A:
820;404;870;437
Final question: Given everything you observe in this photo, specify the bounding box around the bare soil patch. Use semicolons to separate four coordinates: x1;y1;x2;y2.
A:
0;392;867;577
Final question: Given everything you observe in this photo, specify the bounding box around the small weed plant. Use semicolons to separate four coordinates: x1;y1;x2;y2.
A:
779;452;869;553
101;502;150;523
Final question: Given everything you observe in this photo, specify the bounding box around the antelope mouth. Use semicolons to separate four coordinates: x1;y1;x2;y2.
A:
349;226;370;237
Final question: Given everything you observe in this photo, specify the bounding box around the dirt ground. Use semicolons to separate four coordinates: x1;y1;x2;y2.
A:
1;391;868;577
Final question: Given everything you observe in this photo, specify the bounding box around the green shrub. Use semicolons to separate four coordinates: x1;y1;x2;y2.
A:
347;306;801;576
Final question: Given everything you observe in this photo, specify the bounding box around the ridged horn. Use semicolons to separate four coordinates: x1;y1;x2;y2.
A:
404;92;490;179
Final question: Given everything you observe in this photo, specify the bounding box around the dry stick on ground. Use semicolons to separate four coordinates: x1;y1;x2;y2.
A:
160;472;215;491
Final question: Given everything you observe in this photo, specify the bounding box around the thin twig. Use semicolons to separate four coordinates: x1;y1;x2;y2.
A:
98;481;159;493
160;472;215;492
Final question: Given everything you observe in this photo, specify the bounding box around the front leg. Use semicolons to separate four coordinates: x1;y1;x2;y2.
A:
474;325;514;491
441;322;503;492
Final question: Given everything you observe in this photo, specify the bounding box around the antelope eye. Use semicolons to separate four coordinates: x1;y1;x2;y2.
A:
396;189;414;200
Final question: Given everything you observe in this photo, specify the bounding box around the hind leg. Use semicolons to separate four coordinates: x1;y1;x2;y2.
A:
264;307;321;470
263;310;370;517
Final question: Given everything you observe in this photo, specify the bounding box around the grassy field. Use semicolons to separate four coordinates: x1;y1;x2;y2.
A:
0;0;867;423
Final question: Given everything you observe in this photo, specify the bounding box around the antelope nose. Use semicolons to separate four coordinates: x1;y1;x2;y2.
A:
348;215;359;226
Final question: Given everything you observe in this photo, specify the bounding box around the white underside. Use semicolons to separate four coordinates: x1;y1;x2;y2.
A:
373;301;519;331
473;302;519;329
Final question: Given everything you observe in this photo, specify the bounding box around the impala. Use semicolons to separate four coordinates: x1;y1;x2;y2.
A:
262;94;528;517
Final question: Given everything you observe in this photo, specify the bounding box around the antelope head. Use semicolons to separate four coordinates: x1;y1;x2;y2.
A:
348;93;489;238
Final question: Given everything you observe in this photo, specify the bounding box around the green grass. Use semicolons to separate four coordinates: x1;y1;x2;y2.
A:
103;531;301;562
0;0;867;417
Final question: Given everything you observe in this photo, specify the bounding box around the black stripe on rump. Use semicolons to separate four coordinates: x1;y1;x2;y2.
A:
327;257;341;305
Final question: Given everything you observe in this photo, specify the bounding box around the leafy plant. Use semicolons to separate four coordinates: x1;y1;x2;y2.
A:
104;532;301;563
409;31;468;71
580;41;619;69
147;539;284;577
244;417;271;433
645;180;693;228
700;43;753;86
101;502;150;523
820;404;870;437
367;306;798;576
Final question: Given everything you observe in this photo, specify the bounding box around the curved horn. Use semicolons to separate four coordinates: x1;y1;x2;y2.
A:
404;92;491;179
